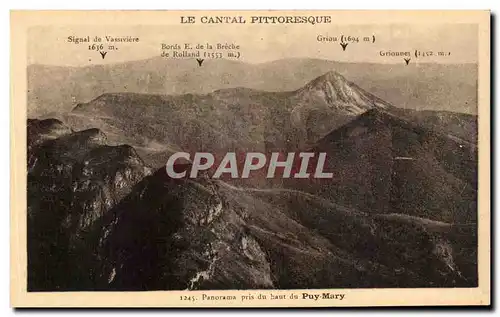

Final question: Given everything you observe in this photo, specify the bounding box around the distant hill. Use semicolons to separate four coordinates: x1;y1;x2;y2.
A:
28;57;477;117
291;108;477;224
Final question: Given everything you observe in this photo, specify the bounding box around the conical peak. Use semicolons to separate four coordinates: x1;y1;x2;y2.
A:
307;71;348;87
318;71;346;82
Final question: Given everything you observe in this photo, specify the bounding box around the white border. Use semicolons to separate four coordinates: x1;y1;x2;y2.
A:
4;1;498;316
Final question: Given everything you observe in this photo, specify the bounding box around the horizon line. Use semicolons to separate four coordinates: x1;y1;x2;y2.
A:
27;56;479;69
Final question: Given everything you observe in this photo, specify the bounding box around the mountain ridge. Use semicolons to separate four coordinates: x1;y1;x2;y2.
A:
27;113;478;290
28;57;478;117
60;71;477;172
296;107;477;224
26;66;478;290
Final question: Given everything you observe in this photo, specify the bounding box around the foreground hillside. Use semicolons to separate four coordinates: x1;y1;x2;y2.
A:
27;115;477;291
295;108;477;224
27;69;478;291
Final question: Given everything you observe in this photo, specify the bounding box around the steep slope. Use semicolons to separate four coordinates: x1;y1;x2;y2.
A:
94;168;274;291
27;116;477;290
246;187;476;288
27;119;151;290
390;108;478;145
294;71;391;113
293;108;477;224
289;71;392;142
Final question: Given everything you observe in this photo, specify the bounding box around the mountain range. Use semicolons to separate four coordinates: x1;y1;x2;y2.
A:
28;58;478;117
47;70;477;170
27;67;478;291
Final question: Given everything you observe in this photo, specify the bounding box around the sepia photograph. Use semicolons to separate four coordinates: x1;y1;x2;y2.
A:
10;10;491;307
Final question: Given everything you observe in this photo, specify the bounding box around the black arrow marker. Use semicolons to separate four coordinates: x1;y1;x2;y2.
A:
340;43;348;51
196;58;204;66
404;58;411;65
100;51;108;59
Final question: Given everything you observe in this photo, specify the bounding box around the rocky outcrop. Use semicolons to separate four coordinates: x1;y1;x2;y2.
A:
27;119;274;291
27;120;151;290
95;169;274;290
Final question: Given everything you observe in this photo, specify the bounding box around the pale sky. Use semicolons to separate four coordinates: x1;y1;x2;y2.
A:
28;23;478;66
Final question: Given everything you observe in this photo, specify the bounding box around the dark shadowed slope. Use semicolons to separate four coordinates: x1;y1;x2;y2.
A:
27;119;151;290
292;108;477;225
27;116;477;290
390;108;478;145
